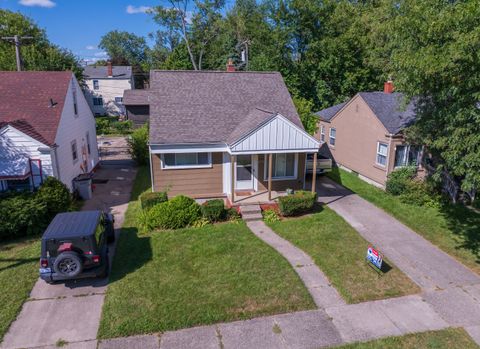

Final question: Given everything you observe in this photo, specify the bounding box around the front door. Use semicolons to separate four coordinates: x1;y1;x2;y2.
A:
236;155;254;190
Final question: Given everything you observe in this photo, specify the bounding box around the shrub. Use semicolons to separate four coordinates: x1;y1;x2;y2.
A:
95;118;110;134
191;217;210;228
128;124;149;165
95;117;133;135
140;191;168;211
226;208;241;222
398;180;441;208
146;195;201;230
278;190;317;216
36;177;72;219
263;209;280;223
0;193;47;240
386;166;416;195
201;199;226;222
111;120;133;134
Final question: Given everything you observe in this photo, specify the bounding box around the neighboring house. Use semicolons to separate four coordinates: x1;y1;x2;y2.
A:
83;62;134;116
129;65;320;201
123;90;150;127
0;71;99;192
315;81;423;188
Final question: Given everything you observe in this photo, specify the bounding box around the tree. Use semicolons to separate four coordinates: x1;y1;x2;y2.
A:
0;10;82;81
150;0;226;70
293;95;317;135
98;30;151;69
381;0;480;202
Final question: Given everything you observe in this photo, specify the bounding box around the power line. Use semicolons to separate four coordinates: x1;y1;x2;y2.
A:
1;35;34;71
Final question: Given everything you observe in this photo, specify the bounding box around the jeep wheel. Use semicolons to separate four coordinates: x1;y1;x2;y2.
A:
53;252;83;278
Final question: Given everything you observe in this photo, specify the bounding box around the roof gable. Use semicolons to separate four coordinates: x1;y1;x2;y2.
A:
315;102;347;121
230;113;320;153
147;71;303;144
0;71;73;146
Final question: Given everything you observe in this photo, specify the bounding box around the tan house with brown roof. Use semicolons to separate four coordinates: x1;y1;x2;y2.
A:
129;64;321;203
315;82;423;188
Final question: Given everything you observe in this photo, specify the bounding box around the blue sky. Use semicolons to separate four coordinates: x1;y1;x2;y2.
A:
0;0;171;64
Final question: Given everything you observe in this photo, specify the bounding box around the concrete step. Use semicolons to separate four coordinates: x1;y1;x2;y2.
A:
240;205;261;215
242;212;263;222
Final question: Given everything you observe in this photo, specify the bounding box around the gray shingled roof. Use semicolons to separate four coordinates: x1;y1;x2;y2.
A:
315;92;417;134
146;71;302;144
314;102;346;121
359;92;417;134
83;66;132;79
124;89;150;105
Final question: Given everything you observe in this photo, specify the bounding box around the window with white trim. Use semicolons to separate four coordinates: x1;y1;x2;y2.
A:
162;153;212;169
115;97;123;104
394;145;421;168
264;153;297;180
71;140;78;163
93;97;103;106
320;125;325;142
329;128;336;146
376;142;388;166
93;80;99;90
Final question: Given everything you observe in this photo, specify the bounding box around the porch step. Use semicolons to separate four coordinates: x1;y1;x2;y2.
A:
240;205;263;222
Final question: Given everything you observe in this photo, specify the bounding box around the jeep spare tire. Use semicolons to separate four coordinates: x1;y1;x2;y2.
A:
53;252;83;277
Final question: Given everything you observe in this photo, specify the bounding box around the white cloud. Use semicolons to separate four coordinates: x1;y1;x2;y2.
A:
126;5;151;14
19;0;56;8
86;45;96;50
94;51;108;58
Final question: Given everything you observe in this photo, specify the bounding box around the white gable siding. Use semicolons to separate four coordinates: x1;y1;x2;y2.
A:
230;114;319;153
0;126;54;188
84;78;133;115
54;75;99;190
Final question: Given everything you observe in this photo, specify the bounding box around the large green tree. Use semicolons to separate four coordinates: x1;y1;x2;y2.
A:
0;10;82;80
98;30;151;69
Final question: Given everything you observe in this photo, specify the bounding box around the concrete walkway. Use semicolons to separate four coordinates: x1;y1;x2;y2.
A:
246;220;345;308
1;163;137;349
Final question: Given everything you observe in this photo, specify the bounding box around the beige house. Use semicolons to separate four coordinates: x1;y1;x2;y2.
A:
315;82;423;188
131;66;321;203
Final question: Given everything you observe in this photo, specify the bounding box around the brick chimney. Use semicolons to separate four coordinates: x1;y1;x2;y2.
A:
384;80;394;93
226;58;235;72
107;61;113;77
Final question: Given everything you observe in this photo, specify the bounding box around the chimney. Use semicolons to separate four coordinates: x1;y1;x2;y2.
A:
107;61;113;77
226;58;235;72
384;80;394;94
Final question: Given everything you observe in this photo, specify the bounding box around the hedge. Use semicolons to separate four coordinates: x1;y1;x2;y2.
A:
140;191;168;210
145;195;201;230
201;199;226;222
278;190;317;216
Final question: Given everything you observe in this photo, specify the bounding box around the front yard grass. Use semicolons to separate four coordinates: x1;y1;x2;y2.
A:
328;168;480;274
0;238;40;341
268;207;420;303
335;328;478;349
98;166;315;338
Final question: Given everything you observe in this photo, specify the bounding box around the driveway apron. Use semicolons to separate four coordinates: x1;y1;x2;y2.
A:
1;162;136;349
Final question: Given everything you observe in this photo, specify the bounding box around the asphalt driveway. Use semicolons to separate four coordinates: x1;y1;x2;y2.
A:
1;157;136;349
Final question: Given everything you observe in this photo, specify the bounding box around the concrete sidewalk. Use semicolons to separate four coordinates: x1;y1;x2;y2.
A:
1;164;137;349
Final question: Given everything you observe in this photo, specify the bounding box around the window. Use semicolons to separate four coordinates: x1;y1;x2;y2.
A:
72;81;78;115
264;153;297;180
329;128;336;146
93;97;103;106
320;125;325;142
86;132;91;155
93;80;99;90
394;145;421;168
162;153;211;169
376;142;388;166
115;97;123;104
71;140;78;163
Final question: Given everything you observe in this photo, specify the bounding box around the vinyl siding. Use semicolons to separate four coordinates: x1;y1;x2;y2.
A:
151;152;224;198
83;78;133;115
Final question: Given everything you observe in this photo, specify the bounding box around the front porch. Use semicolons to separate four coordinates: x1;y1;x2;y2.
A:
228;189;287;206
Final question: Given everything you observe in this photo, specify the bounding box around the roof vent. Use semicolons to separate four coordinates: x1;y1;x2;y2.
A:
49;98;58;108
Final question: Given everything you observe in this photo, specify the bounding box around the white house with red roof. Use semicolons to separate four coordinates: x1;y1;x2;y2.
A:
0;71;99;192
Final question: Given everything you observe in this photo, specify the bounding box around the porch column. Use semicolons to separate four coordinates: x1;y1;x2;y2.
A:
311;152;317;194
268;153;273;201
231;155;235;203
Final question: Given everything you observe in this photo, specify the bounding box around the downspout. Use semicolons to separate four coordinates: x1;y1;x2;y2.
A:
149;143;154;192
385;134;394;184
51;144;61;182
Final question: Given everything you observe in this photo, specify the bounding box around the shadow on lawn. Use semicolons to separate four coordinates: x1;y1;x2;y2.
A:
109;226;152;283
0;257;38;273
440;203;480;264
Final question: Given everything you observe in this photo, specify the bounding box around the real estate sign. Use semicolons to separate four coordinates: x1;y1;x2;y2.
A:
366;246;383;270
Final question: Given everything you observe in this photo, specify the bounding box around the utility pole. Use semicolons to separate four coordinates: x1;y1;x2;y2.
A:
1;35;33;71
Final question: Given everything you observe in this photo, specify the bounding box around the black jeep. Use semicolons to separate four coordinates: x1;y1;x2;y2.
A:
39;210;115;283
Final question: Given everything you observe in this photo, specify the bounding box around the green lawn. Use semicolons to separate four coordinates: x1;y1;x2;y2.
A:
328;168;480;274
268;207;420;303
98;167;315;338
335;328;478;349
0;238;40;341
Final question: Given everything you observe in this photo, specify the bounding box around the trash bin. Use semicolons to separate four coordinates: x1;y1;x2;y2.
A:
73;173;93;200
